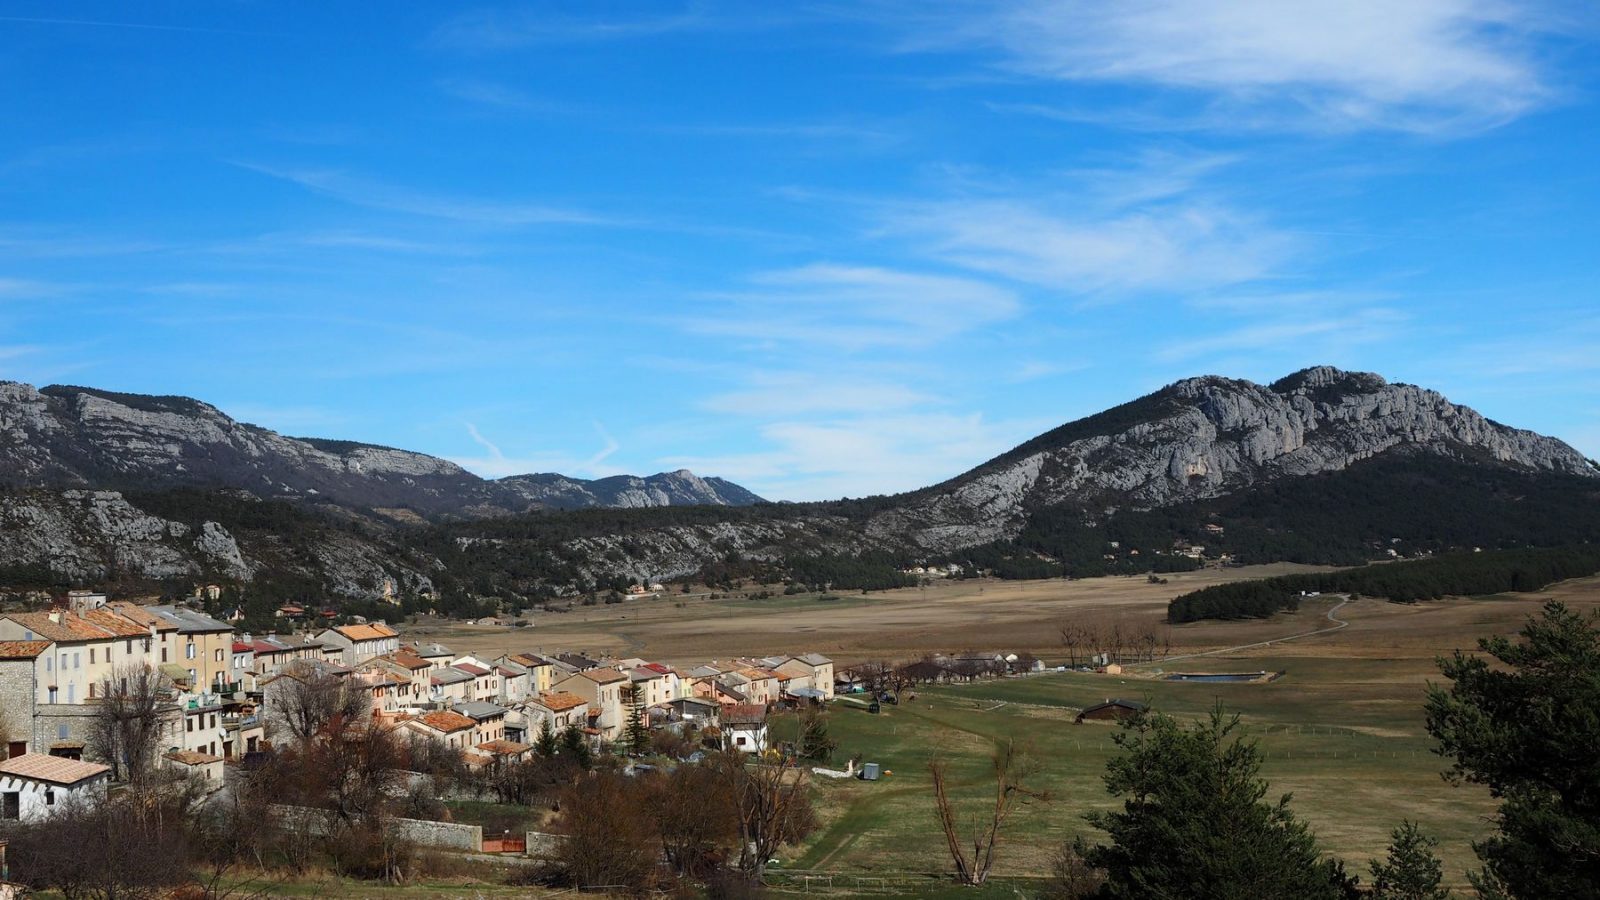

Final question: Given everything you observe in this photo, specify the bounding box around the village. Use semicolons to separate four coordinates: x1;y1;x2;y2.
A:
0;587;1075;831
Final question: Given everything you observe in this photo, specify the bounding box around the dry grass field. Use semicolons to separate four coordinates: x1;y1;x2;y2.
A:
407;563;1344;665
394;569;1600;893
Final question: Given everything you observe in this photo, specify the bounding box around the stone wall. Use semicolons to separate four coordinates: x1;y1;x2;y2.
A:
0;659;36;754
524;831;568;860
268;805;482;852
30;703;99;759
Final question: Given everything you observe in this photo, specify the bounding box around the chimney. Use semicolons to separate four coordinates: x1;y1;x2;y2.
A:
48;611;62;625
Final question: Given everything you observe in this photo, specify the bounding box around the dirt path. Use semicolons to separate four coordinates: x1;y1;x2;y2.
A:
1137;596;1352;669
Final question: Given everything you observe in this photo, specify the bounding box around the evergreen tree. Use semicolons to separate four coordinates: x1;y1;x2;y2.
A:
1078;705;1354;899
1425;600;1600;899
535;718;557;758
798;706;836;762
1369;821;1450;899
560;724;592;768
622;682;650;755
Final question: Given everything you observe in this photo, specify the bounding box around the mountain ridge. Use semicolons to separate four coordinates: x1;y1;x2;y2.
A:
0;380;765;515
1;367;1595;605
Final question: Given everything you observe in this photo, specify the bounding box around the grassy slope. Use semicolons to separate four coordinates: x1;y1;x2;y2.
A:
781;656;1494;889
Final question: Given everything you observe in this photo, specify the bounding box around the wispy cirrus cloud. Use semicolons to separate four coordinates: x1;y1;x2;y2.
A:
898;0;1570;133
430;3;726;51
685;263;1019;351
703;371;936;416
1154;307;1406;363
236;163;623;227
872;151;1297;299
663;410;1050;500
453;421;624;479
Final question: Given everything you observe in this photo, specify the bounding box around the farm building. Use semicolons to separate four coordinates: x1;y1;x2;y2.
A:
1076;699;1147;723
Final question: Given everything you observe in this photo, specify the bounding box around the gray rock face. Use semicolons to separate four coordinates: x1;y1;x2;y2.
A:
527;366;1597;578
0;488;433;599
0;382;763;517
497;469;765;510
871;366;1595;552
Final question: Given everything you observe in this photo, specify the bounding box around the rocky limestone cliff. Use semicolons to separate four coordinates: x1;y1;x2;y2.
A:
863;366;1596;553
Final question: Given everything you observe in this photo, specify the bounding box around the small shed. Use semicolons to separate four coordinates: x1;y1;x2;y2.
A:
164;749;225;783
1075;699;1147;724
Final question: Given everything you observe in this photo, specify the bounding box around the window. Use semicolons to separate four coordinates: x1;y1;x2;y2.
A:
186;718;194;733
44;789;54;806
2;792;18;820
47;688;57;703
66;684;74;703
125;639;132;654
89;648;96;664
215;648;223;663
74;653;80;669
57;725;68;740
45;657;51;672
186;643;196;660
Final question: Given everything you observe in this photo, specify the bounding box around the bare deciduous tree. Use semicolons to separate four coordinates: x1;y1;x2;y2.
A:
265;664;368;747
929;740;1047;886
90;664;173;785
714;750;816;881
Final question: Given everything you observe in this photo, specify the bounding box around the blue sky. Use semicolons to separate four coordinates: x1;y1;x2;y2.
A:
2;2;1598;500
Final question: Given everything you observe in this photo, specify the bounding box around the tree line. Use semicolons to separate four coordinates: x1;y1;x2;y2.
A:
1168;544;1600;623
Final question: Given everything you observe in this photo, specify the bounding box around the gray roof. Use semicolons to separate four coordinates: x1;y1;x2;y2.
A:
431;668;473;685
796;653;832;666
148;605;233;634
411;641;454;658
453;701;509;720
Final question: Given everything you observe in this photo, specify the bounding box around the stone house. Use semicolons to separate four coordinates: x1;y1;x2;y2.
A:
316;623;400;666
553;668;627;741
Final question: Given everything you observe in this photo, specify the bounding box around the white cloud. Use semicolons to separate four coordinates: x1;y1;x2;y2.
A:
664;411;1049;500
686;263;1019;350
891;197;1293;296
909;0;1564;132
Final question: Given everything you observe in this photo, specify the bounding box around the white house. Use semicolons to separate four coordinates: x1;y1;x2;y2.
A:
0;754;110;821
722;704;768;753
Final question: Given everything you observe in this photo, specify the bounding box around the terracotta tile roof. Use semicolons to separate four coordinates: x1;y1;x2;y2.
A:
417;710;475;733
536;691;587;712
333;623;399;642
476;739;531;755
390;651;432;670
643;662;674;675
108;601;178;632
452;662;490;677
82;607;150;638
511;653;551;667
2;610;114;642
0;640;51;659
723;704;768;726
0;752;111;785
165;750;222;766
579;667;628;685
